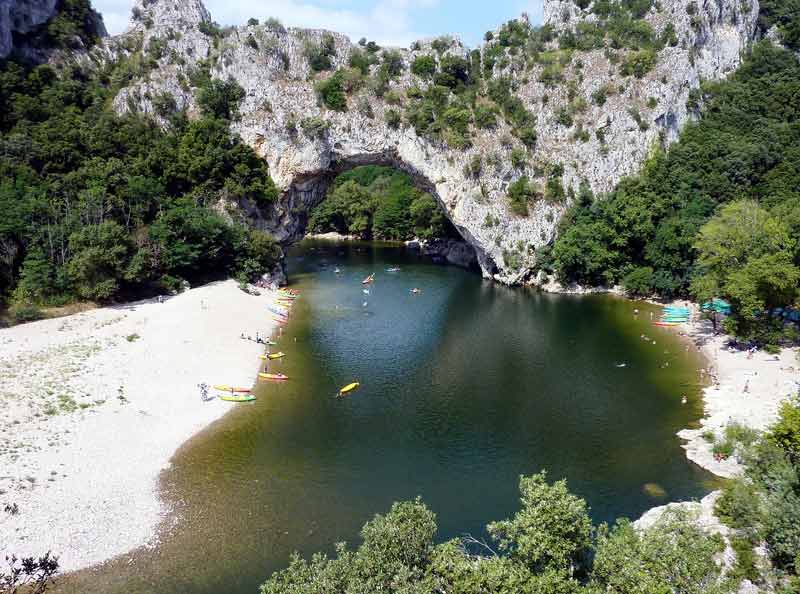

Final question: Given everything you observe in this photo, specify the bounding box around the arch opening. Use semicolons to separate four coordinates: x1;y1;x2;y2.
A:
258;152;498;279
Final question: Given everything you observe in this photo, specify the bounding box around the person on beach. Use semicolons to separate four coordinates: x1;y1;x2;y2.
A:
744;380;750;394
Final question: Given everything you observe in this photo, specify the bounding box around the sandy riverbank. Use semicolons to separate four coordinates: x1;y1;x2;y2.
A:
658;302;799;478
0;280;283;572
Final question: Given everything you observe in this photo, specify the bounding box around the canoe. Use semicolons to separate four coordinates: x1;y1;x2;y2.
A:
653;322;680;327
259;372;289;381
267;352;285;360
219;394;256;403
213;385;251;393
339;382;360;396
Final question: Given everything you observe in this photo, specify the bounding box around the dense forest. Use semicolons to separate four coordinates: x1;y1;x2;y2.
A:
308;165;454;241
261;400;800;594
548;36;800;347
0;5;282;322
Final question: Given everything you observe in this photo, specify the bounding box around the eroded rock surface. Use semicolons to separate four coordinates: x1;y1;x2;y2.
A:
103;0;758;283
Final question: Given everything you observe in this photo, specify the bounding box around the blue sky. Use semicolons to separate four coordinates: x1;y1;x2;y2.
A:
95;0;544;47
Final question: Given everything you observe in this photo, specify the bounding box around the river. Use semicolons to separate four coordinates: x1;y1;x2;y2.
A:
60;239;714;593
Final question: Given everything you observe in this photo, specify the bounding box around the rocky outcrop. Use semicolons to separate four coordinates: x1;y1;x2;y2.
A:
1;0;106;59
103;0;759;284
407;238;479;270
0;0;58;57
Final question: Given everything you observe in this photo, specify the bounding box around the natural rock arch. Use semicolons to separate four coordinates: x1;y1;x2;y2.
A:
249;149;494;275
105;0;758;284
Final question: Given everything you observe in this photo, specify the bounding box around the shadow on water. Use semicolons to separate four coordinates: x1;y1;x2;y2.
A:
58;240;716;594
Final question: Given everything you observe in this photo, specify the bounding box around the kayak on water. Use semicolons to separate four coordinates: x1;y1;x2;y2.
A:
362;273;375;285
267;352;285;360
212;385;251;393
338;382;360;396
219;394;256;402
653;322;681;326
259;372;289;380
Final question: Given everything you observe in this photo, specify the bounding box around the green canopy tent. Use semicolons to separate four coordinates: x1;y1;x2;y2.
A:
701;298;732;315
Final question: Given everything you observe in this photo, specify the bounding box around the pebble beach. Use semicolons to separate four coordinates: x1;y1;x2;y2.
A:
0;280;283;571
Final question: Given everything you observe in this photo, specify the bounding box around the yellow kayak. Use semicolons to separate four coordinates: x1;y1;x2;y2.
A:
213;385;251;393
259;372;289;380
267;352;285;360
339;382;360;396
219;394;256;403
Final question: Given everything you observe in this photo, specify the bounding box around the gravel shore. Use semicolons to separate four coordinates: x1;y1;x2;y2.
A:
659;303;799;478
0;280;282;572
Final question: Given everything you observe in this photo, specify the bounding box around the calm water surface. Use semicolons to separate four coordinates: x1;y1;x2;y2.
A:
62;240;714;594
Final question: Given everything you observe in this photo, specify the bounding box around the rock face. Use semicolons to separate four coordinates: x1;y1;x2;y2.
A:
0;0;59;57
1;0;107;59
105;0;759;284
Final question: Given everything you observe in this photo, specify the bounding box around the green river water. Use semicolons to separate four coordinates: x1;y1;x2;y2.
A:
61;239;715;594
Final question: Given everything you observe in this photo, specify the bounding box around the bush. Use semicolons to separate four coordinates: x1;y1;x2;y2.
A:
385;109;402;129
10;304;44;323
511;147;527;169
769;400;800;462
621;49;657;78
197;77;245;120
411;55;436;78
315;70;347;111
507;176;536;216
305;33;336;72
300;116;330;138
623;266;654;296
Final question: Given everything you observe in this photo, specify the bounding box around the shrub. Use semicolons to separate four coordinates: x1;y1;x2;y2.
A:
621;49;657;78
411;55;436;78
511;147;527;169
463;154;482;178
474;104;498;129
305;33;336;72
315;70;347;111
623;266;655;296
769;399;800;462
385;109;402;129
197;77;245;120
264;17;285;33
10;304;44;323
300;116;330;139
507;176;536;216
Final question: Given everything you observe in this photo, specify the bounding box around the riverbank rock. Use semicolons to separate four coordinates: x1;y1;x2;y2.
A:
410;238;478;270
98;0;758;284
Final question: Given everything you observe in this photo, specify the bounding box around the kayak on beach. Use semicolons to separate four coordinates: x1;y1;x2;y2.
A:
267;352;285;360
219;394;257;403
213;385;251;393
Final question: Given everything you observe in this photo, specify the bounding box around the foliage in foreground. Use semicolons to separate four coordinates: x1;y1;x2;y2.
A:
0;552;59;594
261;472;730;594
308;166;454;241
262;399;800;593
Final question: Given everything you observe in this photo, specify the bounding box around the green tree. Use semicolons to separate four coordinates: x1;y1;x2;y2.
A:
487;472;592;575
67;221;133;301
591;510;730;594
691;200;799;339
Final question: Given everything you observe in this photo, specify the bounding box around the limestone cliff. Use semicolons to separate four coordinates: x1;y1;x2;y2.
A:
101;0;758;284
1;0;106;59
1;0;59;57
